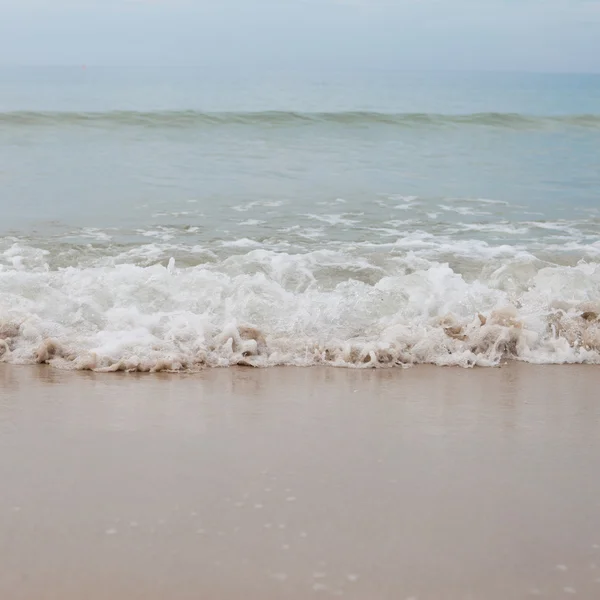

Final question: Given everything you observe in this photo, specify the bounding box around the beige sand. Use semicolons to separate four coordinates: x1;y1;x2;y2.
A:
1;364;600;599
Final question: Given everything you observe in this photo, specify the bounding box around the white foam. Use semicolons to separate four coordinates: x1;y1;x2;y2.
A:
386;220;415;227
387;194;419;203
296;228;326;240
367;227;404;237
305;214;358;226
79;228;113;242
232;200;286;212
393;204;419;211
462;198;510;206
439;204;491;216
137;228;175;242
238;219;266;226
151;211;196;218
220;238;263;248
456;223;531;235
1;245;600;371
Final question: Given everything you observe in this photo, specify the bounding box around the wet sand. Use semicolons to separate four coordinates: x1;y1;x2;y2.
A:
1;364;600;600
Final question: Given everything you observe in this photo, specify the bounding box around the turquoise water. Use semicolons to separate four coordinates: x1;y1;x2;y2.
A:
0;69;599;369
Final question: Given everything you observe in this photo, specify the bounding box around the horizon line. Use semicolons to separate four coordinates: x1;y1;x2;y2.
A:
0;65;599;76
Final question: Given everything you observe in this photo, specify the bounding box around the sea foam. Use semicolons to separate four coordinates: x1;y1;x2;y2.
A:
1;245;599;371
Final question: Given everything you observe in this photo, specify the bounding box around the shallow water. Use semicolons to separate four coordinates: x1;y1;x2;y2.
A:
1;69;599;369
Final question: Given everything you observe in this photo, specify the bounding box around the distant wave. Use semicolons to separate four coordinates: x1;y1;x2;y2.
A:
2;110;600;129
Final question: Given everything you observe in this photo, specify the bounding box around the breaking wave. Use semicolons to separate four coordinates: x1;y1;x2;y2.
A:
1;248;600;372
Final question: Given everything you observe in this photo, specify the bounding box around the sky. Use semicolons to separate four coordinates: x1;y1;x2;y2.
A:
1;0;599;72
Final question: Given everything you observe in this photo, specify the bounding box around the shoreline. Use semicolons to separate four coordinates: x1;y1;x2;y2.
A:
2;356;599;375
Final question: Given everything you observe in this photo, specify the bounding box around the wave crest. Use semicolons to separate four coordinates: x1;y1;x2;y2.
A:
2;110;600;129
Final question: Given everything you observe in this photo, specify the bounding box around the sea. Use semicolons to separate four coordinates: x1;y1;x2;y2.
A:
1;68;599;370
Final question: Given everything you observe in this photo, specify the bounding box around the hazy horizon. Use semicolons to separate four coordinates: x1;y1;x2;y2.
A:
1;0;599;73
2;66;600;75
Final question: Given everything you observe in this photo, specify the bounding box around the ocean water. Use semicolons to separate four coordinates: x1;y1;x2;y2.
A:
1;68;599;370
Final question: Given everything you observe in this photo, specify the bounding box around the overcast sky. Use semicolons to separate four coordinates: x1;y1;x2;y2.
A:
1;0;599;72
